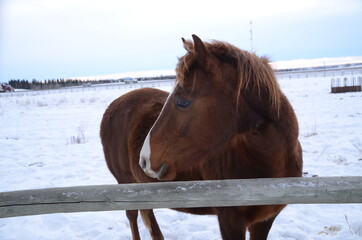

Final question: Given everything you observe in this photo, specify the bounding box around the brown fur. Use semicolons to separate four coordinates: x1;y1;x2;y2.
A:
100;88;167;240
100;35;302;240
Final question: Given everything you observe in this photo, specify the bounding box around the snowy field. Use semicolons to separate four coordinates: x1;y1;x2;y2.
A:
1;74;362;240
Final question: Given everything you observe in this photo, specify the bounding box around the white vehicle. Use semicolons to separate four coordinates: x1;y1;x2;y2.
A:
124;77;138;84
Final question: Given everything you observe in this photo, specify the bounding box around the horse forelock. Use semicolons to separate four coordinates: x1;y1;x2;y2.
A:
176;40;282;118
176;52;193;88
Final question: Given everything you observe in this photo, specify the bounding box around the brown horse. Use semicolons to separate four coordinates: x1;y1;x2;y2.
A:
101;35;302;240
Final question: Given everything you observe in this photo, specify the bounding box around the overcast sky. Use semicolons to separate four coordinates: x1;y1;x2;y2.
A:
1;0;362;80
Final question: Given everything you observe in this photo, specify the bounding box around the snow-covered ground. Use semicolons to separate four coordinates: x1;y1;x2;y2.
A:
1;74;362;239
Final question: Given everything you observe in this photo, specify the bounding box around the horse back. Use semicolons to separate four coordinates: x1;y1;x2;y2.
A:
100;88;168;184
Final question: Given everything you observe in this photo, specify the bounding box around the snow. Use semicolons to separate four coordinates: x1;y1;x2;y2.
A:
1;74;362;239
75;69;176;81
271;56;362;70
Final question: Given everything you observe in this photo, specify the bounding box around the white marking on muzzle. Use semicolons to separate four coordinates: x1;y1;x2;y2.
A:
139;86;176;178
139;133;158;178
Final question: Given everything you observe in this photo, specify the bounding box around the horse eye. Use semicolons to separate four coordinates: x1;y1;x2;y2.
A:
175;97;191;109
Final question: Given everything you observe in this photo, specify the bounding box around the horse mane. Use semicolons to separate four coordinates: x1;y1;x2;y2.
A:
176;40;282;118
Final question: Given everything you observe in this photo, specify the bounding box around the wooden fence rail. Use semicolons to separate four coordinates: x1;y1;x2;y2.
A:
1;177;362;218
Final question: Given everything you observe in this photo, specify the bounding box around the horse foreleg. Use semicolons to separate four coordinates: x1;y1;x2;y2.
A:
217;207;247;240
126;210;141;240
248;215;277;240
140;209;164;240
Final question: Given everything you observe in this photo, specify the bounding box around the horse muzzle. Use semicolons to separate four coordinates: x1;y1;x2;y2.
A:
139;156;169;180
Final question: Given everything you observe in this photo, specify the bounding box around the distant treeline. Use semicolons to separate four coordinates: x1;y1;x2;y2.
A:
138;75;176;81
7;75;176;90
8;79;103;90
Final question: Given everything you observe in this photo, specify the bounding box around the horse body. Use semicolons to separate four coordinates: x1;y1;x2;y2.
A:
101;35;302;240
139;35;302;239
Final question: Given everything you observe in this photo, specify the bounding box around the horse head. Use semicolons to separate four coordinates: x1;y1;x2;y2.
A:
139;34;284;180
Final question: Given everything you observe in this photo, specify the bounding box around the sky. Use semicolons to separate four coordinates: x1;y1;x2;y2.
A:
1;0;362;81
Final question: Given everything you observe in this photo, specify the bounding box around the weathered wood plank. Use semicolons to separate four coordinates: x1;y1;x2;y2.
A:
1;177;361;218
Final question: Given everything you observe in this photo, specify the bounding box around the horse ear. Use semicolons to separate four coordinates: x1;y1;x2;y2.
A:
182;35;210;70
192;34;208;60
182;37;193;52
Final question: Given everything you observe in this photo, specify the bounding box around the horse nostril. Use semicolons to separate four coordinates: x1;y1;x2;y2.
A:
140;157;147;169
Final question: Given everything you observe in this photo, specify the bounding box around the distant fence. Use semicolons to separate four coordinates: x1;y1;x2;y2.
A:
276;65;362;79
1;177;362;218
331;76;362;93
0;80;175;99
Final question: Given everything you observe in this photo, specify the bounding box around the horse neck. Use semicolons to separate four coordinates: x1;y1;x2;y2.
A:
202;127;287;180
